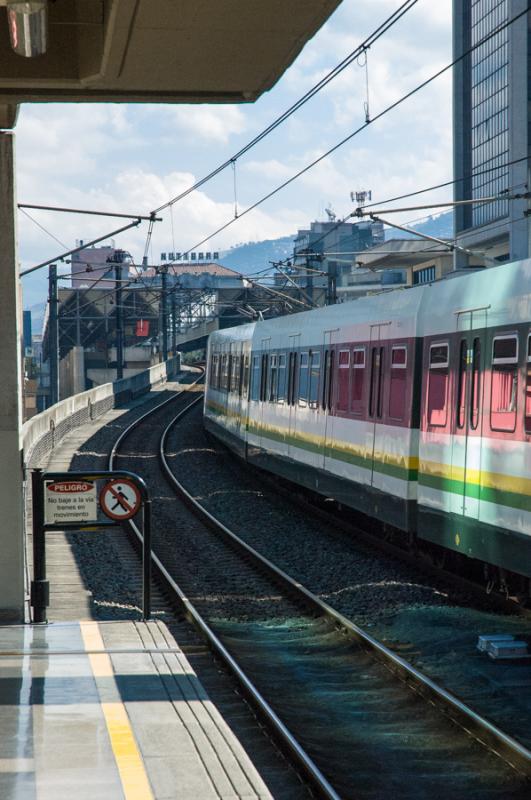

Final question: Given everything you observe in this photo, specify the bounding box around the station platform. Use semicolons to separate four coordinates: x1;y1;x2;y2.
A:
0;619;273;799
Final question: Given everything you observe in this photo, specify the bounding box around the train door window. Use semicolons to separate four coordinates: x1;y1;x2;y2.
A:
389;345;407;420
220;355;228;391
490;334;518;432
242;355;250;398
337;350;350;411
350;348;365;415
525;336;531;434
211;354;218;388
260;354;269;402
369;346;384;419
288;352;298;406
298;352;309;405
321;351;333;411
269;355;278;402
470;338;481;430
230;355;239;394
427;343;449;426
277;354;287;402
250;355;260;401
309;351;321;407
238;355;244;396
456;339;467;429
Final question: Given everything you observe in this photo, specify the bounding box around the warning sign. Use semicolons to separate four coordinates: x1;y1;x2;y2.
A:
100;478;142;521
45;480;97;525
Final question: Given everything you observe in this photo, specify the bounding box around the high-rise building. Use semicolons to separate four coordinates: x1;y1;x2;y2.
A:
453;0;529;266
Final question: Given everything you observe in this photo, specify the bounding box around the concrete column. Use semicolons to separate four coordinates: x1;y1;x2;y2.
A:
0;132;25;622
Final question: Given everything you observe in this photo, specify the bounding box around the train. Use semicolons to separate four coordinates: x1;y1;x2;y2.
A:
203;258;531;598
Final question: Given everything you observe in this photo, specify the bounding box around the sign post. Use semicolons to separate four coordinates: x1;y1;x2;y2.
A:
30;469;151;623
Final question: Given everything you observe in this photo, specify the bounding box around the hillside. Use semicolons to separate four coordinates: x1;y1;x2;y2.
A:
218;212;453;274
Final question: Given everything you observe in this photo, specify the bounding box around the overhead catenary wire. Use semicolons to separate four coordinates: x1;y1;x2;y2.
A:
177;5;530;259
150;0;421;218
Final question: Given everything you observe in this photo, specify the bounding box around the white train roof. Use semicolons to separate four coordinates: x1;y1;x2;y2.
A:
209;259;531;349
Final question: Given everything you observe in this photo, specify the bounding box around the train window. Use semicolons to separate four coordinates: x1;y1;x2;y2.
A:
210;354;217;388
250;355;260;401
309;351;321;407
389;345;407;421
427;342;449;427
491;334;518;432
298;352;309;405
269;355;278;402
337;350;350;411
470;338;481;430
456;339;467;429
278;354;287;402
288;352;298;406
350;348;365;415
525;336;531;434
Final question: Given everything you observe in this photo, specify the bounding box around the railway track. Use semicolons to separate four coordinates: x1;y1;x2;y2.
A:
109;383;531;800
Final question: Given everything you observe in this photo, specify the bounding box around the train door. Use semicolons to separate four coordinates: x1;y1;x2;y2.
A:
259;337;271;451
450;307;488;518
287;333;300;459
322;329;338;469
367;323;390;486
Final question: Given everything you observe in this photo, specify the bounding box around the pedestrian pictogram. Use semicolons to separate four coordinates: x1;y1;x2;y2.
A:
100;478;142;521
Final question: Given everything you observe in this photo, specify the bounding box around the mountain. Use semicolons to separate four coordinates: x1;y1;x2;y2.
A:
219;236;295;274
218;212;454;275
385;211;453;241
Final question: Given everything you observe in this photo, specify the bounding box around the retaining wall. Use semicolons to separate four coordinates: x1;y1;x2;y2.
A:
23;355;181;468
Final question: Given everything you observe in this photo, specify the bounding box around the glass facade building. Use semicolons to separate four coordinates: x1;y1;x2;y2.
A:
470;0;509;226
454;0;530;265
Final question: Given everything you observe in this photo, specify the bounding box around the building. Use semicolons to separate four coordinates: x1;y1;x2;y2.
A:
355;239;456;287
291;217;385;301
453;0;529;265
71;245;135;288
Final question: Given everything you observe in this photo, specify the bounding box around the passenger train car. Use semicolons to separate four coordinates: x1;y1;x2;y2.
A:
204;259;531;595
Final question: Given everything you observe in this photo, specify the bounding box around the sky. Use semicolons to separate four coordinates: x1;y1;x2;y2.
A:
16;0;453;308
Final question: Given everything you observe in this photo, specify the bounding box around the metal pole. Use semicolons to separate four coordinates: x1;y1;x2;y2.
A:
171;290;177;357
115;263;123;380
161;269;168;362
142;499;152;620
48;264;59;405
30;469;49;623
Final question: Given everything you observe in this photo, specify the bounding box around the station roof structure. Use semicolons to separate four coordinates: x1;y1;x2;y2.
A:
0;0;341;127
356;238;452;270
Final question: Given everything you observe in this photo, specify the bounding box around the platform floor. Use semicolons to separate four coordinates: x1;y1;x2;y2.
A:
0;619;273;799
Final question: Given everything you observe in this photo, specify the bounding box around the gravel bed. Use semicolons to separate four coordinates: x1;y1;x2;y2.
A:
109;395;530;800
164;404;531;750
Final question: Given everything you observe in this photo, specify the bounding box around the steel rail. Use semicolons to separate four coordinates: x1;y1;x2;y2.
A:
108;379;342;800
160;395;531;781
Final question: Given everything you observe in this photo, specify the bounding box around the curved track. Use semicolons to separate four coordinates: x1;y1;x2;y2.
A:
110;384;531;800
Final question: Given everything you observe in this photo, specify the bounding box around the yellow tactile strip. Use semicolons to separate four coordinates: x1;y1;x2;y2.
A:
80;621;155;800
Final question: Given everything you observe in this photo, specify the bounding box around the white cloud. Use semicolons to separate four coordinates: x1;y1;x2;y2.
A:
165;106;247;144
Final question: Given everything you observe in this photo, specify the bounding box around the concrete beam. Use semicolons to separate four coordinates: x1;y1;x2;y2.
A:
0;132;24;622
0;103;19;130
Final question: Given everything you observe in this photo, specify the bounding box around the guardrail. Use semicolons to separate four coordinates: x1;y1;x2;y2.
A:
23;355;181;469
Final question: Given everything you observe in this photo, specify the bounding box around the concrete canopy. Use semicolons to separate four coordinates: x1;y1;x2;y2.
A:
0;0;341;125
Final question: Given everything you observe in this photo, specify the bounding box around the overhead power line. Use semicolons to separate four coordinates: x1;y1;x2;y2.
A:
150;0;420;217
178;5;530;258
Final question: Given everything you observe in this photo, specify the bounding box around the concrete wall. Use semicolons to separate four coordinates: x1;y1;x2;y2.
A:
23;354;181;471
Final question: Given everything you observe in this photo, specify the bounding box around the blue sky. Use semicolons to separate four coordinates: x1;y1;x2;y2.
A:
17;0;452;307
